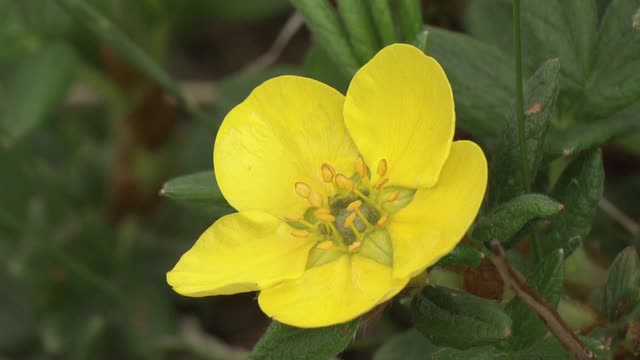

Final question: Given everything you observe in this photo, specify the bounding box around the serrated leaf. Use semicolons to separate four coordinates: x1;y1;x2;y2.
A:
249;320;358;360
542;149;604;256
507;250;564;350
0;43;75;146
601;247;640;321
337;0;380;63
580;0;640;120
427;27;513;143
160;171;223;204
489;59;560;206
411;286;512;350
436;244;484;268
472;194;563;243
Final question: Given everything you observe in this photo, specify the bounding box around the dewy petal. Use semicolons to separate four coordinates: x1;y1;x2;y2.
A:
258;254;409;328
167;211;315;296
214;76;359;218
344;44;455;188
387;141;488;279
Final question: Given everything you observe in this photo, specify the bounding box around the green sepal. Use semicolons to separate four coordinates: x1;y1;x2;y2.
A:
601;247;640;321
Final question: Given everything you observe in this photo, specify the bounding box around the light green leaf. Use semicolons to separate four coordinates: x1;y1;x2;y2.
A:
397;0;423;43
0;43;75;146
411;286;512;350
249;320;358;360
601;247;640;321
472;194;563;244
337;0;380;63
160;171;224;205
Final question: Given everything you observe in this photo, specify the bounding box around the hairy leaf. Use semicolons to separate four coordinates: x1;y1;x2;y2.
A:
601;247;640;321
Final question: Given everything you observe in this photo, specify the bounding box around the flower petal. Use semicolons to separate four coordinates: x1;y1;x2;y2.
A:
214;76;359;218
167;211;315;296
344;43;455;188
387;141;488;279
258;254;409;328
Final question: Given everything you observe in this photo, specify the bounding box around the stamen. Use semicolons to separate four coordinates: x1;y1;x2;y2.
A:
355;155;367;178
377;215;389;227
321;163;336;183
347;200;362;211
335;174;355;192
344;212;357;228
327;222;345;245
387;190;400;202
314;207;331;216
316;240;333;250
290;229;310;238
348;241;362;252
355;208;373;227
295;182;312;198
350;224;362;238
315;212;336;223
308;191;324;208
376;178;389;191
284;215;302;221
377;159;388;177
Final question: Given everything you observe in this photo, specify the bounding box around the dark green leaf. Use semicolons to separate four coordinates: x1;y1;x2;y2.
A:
427;27;513;143
368;0;397;46
542;149;604;256
0;43;75;146
489;59;560;206
472;194;563;243
160;171;223;204
580;0;640;120
412;29;429;54
249;320;358;360
337;0;380;63
601;247;640;321
436;244;484;268
291;0;360;77
411;286;512;350
0;269;37;349
303;45;350;94
507;250;564;350
397;0;423;43
513;336;568;360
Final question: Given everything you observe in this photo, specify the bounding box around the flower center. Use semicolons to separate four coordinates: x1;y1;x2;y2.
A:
285;156;415;267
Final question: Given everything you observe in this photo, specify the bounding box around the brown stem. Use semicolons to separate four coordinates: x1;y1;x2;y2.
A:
489;240;594;360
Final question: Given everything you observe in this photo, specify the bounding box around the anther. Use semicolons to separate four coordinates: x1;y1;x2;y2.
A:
314;208;331;216
316;240;334;250
387;190;400;202
344;212;357;228
295;182;312;198
377;159;388;177
284;215;303;221
335;174;355;192
315;212;336;223
348;241;362;252
377;215;389;227
308;191;324;208
376;178;389;191
346;200;362;211
290;229;310;238
321;163;336;183
355;155;367;178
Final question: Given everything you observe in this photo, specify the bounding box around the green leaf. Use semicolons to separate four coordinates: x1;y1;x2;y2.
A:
436;244;484;268
337;0;380;64
303;45;350;94
506;250;564;350
411;286;512;350
368;0;397;46
249;320;358;360
54;0;186;107
397;0;423;43
411;29;429;54
160;171;224;205
291;0;360;77
426;27;513;143
0;43;75;146
601;247;640;321
0;269;37;349
580;0;640;120
472;194;563;244
489;59;560;206
542;149;604;256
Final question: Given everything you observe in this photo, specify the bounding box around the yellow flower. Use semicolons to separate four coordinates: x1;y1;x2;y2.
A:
166;44;488;328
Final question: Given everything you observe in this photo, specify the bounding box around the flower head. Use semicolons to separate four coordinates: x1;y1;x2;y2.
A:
166;44;488;328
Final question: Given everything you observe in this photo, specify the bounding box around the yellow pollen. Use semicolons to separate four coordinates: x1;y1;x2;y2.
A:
346;200;362;211
317;240;334;250
387;190;400;202
355;155;367;178
376;178;389;191
377;159;388;177
295;182;312;198
315;212;336;223
377;215;389;227
321;163;336;183
335;174;355;192
344;212;357;228
284;214;303;221
314;207;331;216
290;229;310;238
308;191;324;208
348;241;362;252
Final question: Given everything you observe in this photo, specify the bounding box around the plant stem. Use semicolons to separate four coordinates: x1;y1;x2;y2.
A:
513;0;529;192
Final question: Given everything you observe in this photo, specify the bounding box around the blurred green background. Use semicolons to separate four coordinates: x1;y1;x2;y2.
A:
1;0;639;359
